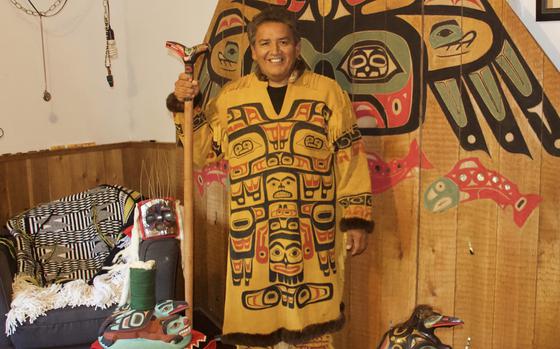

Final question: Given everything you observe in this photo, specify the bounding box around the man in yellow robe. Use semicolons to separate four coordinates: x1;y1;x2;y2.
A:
167;7;374;349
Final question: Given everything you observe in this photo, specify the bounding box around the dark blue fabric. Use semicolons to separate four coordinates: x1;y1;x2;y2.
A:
9;305;116;349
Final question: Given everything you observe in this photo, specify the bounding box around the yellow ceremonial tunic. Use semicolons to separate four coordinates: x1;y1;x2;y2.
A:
174;71;373;347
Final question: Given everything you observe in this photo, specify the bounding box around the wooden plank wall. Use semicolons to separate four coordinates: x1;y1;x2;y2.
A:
0;142;176;226
0;141;229;326
346;1;560;348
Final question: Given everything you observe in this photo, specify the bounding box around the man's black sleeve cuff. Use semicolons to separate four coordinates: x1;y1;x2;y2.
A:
340;218;375;234
166;93;183;113
166;93;202;113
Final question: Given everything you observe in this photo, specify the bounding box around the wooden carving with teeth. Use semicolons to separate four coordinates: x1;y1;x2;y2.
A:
376;305;464;349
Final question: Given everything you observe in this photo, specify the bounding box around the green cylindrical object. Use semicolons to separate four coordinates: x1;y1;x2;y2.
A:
129;267;156;311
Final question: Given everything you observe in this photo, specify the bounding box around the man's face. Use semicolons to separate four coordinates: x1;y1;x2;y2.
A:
251;21;301;87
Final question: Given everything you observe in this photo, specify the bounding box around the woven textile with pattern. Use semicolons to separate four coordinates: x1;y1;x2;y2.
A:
3;184;141;335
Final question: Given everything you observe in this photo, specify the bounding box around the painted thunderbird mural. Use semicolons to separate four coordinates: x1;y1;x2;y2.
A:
188;0;553;227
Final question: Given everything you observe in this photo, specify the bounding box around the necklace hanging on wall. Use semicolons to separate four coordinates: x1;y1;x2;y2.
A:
9;0;68;101
103;0;117;87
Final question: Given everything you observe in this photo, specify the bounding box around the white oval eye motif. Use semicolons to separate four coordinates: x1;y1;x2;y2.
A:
349;52;368;78
350;53;367;69
369;51;387;69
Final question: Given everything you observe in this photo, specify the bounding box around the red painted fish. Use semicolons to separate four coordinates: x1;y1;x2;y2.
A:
424;157;542;227
367;139;433;194
194;159;228;196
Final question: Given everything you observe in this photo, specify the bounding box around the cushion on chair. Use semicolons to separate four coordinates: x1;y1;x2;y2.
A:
9;304;117;348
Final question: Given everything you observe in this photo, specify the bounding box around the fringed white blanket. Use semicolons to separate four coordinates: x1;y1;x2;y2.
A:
5;269;125;336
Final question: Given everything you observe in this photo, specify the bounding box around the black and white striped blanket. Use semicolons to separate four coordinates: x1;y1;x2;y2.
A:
5;184;140;286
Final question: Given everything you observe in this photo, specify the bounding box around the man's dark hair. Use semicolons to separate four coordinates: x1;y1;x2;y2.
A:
247;7;301;46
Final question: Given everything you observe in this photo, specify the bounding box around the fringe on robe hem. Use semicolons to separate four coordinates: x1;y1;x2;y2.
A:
220;304;346;347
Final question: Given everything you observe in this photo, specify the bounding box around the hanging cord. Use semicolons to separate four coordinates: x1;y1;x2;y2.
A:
24;0;68;101
37;14;51;101
103;0;117;87
10;0;67;17
10;0;67;100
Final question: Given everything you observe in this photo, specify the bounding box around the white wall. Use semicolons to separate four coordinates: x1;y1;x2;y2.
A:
0;0;217;154
123;1;217;143
0;0;557;154
507;0;560;71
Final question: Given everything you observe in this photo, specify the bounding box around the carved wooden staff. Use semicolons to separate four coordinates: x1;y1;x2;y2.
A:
165;41;209;321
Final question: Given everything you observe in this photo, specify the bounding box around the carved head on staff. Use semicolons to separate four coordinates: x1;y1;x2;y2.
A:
165;41;210;75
